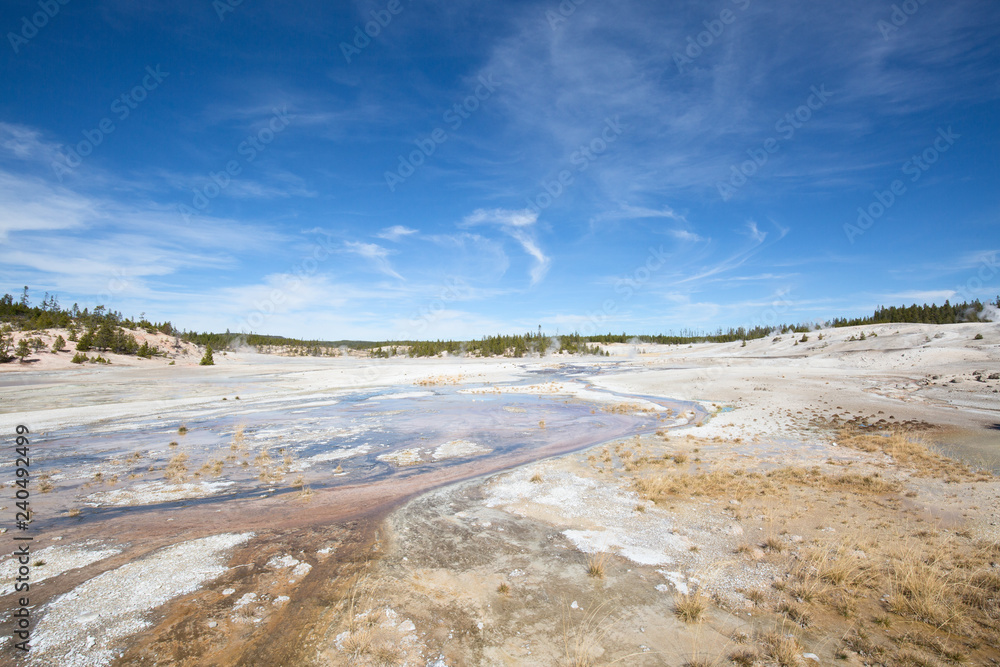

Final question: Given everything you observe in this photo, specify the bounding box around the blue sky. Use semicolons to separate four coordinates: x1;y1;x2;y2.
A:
1;0;998;340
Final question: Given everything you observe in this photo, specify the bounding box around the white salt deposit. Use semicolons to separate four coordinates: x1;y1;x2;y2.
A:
377;448;424;466
0;542;122;595
29;532;253;667
485;467;690;566
83;480;234;507
308;444;371;463
431;439;490;460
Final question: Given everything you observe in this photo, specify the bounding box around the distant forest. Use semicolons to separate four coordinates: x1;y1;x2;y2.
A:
0;285;995;361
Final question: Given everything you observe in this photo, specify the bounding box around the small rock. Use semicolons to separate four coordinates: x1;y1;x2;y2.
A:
207;621;218;628
789;535;803;543
570;601;579;610
803;653;820;663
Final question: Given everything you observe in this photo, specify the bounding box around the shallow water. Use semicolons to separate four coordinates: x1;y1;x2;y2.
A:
20;364;706;530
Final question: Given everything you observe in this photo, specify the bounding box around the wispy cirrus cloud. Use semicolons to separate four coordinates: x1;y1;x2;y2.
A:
460;208;550;285
343;241;404;280
377;225;418;241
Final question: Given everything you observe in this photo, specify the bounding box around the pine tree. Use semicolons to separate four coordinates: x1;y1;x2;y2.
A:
200;345;215;366
0;328;12;362
52;335;66;353
15;339;30;361
76;331;93;351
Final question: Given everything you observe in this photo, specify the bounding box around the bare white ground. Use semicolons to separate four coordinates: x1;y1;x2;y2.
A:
431;439;490;460
308;444;372;463
460;380;673;414
377;448;424;466
82;480;234;507
0;542;122;595
484;466;690;565
29;532;254;667
365;391;435;401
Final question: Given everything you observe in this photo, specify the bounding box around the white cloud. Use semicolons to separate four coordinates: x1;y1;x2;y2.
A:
343;241;403;280
461;208;549;284
744;220;767;243
462;208;538;228
669;229;704;242
377;225;418;241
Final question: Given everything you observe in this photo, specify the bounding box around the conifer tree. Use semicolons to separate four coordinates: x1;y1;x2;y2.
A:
15;338;30;361
200;345;215;366
52;335;66;352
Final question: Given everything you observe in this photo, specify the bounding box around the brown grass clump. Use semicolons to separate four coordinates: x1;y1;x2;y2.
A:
728;648;760;667
763;535;784;553
38;475;54;493
776;600;811;627
673;592;707;623
530;473;544;483
231;423;247;451
497;582;510;595
586;553;606;579
636;469;769;503
635;465;902;506
200;459;224;477
761;631;801;666
838;428;984;480
164;452;189;482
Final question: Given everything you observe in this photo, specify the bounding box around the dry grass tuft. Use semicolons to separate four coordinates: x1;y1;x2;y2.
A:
761;631;801;667
837;428;984;480
165;452;189;482
728;649;760;667
586;553;606;579
673;591;708;623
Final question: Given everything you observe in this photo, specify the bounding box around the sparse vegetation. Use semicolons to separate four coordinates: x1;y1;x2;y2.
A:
586;553;606;579
673;592;707;623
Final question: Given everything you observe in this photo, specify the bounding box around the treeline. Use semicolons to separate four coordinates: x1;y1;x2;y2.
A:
1;287;169;362
181;331;373;356
3;285;996;363
830;300;993;328
0;287;175;335
372;332;606;358
584;324;811;346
